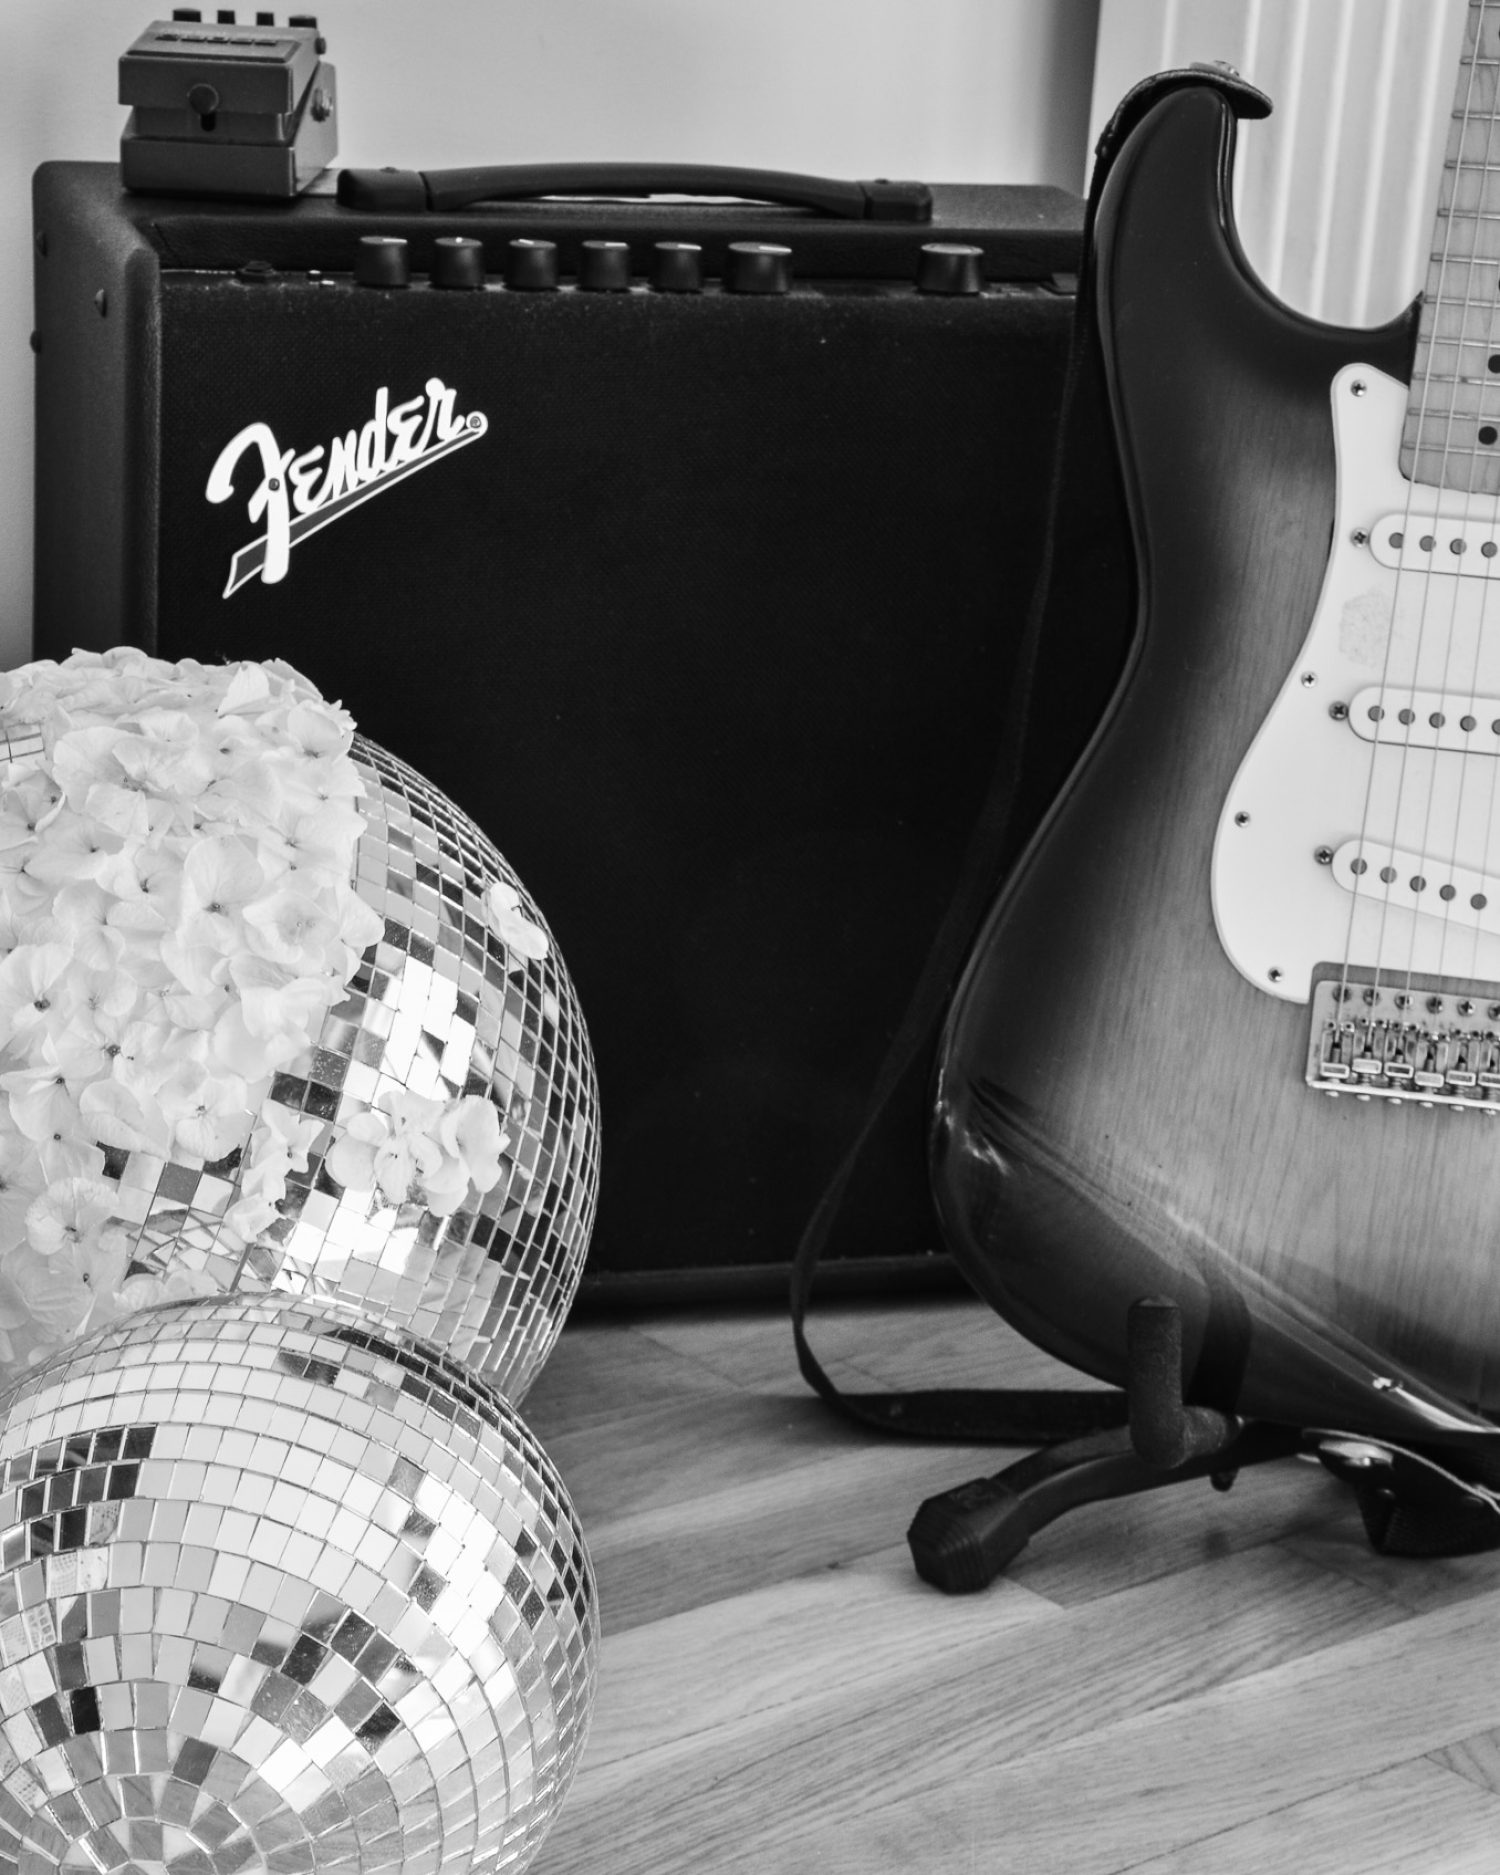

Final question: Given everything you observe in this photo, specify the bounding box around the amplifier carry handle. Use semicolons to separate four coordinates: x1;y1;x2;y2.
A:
336;162;933;223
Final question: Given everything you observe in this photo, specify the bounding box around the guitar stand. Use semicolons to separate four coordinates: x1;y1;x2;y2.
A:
907;1296;1500;1593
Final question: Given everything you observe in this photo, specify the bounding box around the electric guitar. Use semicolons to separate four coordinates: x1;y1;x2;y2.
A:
932;7;1500;1453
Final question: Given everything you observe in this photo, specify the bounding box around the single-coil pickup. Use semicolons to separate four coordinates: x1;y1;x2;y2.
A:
1306;966;1500;1109
1347;686;1500;754
1369;513;1500;576
1331;839;1500;936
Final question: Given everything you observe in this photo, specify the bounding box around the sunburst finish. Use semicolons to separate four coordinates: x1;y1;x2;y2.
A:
933;58;1500;1443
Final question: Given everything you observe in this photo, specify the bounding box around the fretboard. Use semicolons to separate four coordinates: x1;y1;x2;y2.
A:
1403;0;1500;493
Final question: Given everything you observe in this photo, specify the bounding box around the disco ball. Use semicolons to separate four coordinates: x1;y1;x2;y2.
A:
109;738;601;1405
0;1292;598;1874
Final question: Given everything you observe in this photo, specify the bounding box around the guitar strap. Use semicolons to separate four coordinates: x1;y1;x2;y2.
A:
792;65;1272;1448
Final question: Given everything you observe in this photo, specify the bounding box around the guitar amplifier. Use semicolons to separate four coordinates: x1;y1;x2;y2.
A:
31;159;1122;1299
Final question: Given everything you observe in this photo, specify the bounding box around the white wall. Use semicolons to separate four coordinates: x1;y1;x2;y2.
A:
2;0;1102;670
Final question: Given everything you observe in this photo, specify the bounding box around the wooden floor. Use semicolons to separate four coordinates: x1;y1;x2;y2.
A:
519;1291;1500;1874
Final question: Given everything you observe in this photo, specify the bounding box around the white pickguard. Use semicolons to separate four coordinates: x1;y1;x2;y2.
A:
1213;362;1500;1002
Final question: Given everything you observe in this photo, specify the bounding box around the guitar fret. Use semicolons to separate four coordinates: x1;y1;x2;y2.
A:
1425;275;1500;294
1410;322;1500;341
1435;206;1500;222
1408;373;1500;395
1400;439;1496;457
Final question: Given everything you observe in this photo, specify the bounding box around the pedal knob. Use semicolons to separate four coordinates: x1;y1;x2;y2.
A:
431;236;485;290
505;239;559;291
651;241;703;293
579;240;631;291
725;242;792;294
354;235;409;288
916;242;984;295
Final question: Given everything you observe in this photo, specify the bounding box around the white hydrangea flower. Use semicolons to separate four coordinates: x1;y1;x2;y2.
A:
0;649;511;1381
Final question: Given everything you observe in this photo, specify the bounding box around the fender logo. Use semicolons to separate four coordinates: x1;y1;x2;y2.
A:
206;378;488;596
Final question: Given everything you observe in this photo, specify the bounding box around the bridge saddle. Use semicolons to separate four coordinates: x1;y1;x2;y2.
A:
1306;963;1500;1110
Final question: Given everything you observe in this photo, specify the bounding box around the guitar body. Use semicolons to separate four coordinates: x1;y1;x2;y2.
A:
933;81;1500;1440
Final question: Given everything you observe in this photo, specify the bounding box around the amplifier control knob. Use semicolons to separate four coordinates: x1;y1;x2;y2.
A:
916;243;984;295
354;235;409;288
580;240;631;291
431;236;485;290
505;239;559;291
651;242;703;293
725;242;792;294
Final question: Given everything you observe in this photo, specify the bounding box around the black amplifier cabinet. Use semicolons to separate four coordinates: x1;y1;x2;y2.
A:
32;160;1121;1300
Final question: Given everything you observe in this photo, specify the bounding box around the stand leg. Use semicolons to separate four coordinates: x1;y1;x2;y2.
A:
908;1419;1301;1592
906;1299;1500;1589
907;1295;1303;1593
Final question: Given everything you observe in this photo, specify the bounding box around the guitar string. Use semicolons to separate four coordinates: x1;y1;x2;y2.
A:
1443;5;1500;1397
1441;0;1500;1008
1378;0;1489;1042
1393;0;1500;1030
1456;0;1500;1027
1335;16;1477;1013
1339;4;1489;1051
1413;0;1500;1058
1335;0;1485;1038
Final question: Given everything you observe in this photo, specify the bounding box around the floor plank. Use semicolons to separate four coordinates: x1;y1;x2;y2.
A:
540;1546;1407;1873
580;1432;990;1631
518;1317;743;1437
580;1542;1050;1772
1122;1760;1500;1875
633;1294;1078;1395
521;1298;1500;1875
764;1587;1500;1875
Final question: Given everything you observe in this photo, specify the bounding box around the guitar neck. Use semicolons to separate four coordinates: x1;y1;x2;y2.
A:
1403;0;1500;493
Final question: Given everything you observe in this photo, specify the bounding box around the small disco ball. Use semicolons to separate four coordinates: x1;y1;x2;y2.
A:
0;1292;598;1875
113;738;601;1405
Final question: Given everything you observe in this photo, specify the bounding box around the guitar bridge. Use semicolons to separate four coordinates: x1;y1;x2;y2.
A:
1306;964;1500;1110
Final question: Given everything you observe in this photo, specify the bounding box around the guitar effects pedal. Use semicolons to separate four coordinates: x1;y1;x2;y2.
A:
120;10;337;198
